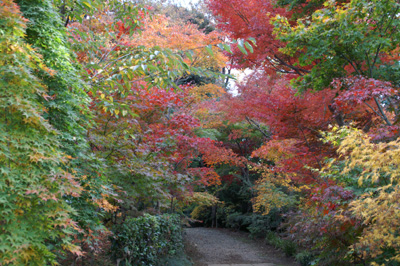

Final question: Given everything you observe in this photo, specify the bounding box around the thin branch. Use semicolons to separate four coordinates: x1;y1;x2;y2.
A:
365;51;373;77
371;7;399;72
273;55;310;76
374;97;392;126
339;52;362;76
364;101;386;123
245;116;271;139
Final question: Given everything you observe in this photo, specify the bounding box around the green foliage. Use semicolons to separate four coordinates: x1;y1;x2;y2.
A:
111;214;184;266
295;251;315;266
17;0;90;157
157;251;193;266
54;0;139;25
16;0;110;251
0;1;79;264
310;162;379;199
156;1;216;34
225;211;283;237
247;211;283;238
277;0;327;18
273;0;400;92
265;231;297;257
225;212;248;230
194;128;222;141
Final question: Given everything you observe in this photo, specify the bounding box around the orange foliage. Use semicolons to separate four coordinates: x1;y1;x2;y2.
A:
129;14;228;69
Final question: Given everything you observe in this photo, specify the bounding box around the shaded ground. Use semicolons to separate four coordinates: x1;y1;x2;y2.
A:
184;228;298;266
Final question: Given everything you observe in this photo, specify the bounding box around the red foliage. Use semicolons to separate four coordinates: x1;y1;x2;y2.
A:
187;167;221;186
221;174;241;185
218;72;337;185
308;184;355;214
198;139;248;168
207;0;309;74
332;76;396;111
115;8;150;38
223;72;334;140
220;73;335;139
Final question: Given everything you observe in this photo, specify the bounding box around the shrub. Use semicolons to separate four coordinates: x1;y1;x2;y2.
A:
190;205;211;225
295;251;314;266
158;251;193;266
111;214;183;266
248;210;283;238
266;231;283;249
265;231;297;257
225;212;251;230
282;240;297;257
225;209;283;237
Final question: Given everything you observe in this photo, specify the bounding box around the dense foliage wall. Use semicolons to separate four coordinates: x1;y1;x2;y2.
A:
0;1;83;263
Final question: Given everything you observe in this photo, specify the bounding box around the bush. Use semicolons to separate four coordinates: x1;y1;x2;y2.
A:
295;251;314;266
265;231;297;257
225;212;251;230
111;214;183;266
248;210;283;238
225;210;283;237
158;251;193;266
190;205;211;226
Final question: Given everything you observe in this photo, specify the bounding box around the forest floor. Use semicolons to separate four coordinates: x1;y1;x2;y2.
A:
183;227;299;266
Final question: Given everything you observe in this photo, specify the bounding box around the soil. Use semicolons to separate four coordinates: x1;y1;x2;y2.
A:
183;227;299;266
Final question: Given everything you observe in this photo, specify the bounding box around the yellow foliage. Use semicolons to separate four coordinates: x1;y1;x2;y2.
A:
250;138;311;215
94;198;119;213
337;128;400;263
194;106;225;128
252;139;300;163
252;178;294;215
184;192;221;207
350;186;400;264
189;84;225;103
191;205;208;221
338;128;400;185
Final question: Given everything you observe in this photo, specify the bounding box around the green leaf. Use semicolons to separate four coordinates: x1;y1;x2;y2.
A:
82;1;92;9
205;45;214;56
248;37;257;45
238;39;248;55
185;51;193;61
245;41;254;53
222;43;233;54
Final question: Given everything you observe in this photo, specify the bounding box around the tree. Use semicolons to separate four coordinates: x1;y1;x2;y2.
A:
140;0;217;34
273;0;400;131
0;1;82;263
0;0;256;263
207;0;310;75
67;1;250;217
16;0;115;257
128;13;228;85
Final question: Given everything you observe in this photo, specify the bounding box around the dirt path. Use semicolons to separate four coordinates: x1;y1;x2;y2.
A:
184;228;298;266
